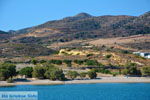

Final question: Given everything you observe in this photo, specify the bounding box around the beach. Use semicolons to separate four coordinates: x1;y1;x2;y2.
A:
0;77;150;86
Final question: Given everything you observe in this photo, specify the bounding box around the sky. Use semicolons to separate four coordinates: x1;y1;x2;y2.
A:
0;0;150;31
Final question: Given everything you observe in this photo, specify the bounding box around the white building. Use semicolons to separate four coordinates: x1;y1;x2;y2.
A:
133;52;150;59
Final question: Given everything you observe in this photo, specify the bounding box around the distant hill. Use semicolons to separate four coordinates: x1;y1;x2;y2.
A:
0;30;11;40
7;11;150;44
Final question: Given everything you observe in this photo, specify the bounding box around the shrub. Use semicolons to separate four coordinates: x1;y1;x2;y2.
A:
45;68;65;81
141;66;150;76
105;54;112;59
121;50;130;54
74;60;84;65
122;66;141;76
85;60;99;66
6;78;14;83
80;72;87;79
39;60;47;64
19;67;33;78
86;54;94;57
32;66;46;79
88;71;97;79
96;68;111;74
0;63;16;80
67;71;79;80
49;60;62;65
63;60;72;67
31;59;38;65
111;72;119;76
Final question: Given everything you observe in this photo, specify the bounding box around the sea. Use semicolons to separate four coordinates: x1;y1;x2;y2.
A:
0;83;150;100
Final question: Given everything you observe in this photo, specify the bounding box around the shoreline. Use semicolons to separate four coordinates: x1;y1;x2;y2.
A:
0;77;150;87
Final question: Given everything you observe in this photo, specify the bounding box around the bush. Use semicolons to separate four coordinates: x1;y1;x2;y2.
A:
19;67;33;78
86;54;93;57
141;66;150;76
6;78;14;83
49;60;62;65
80;72;87;79
63;60;72;67
121;50;130;54
111;72;119;76
88;71;97;79
125;63;136;67
122;66;141;76
105;54;112;59
96;68;111;74
85;60;99;66
0;63;16;80
32;66;46;79
67;71;79;80
74;60;84;65
39;60;47;64
31;59;38;65
45;68;65;81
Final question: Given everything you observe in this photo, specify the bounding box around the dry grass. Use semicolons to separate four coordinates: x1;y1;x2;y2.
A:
87;34;150;51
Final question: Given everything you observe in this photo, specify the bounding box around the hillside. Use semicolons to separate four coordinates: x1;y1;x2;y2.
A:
0;30;12;40
5;11;150;45
87;34;150;52
0;43;55;57
0;11;150;57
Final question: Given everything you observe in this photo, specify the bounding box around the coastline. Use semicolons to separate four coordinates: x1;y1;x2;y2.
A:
0;77;150;87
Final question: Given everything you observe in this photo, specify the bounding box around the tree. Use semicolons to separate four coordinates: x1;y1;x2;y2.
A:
0;63;16;80
31;59;38;65
88;71;97;79
49;60;62;65
67;71;79;80
105;54;112;59
86;54;93;57
74;60;84;65
80;72;87;79
121;50;130;54
96;68;111;74
32;66;46;79
19;67;33;78
45;68;65;81
122;66;141;76
63;60;72;67
39;60;47;64
85;60;99;66
141;66;150;76
0;68;9;81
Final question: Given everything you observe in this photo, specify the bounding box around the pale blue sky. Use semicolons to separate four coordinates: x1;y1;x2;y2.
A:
0;0;150;31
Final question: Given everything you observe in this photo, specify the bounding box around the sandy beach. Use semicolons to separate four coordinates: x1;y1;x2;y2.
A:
0;77;150;86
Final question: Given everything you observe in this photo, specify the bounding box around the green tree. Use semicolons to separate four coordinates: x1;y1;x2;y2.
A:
0;69;9;81
122;66;141;76
0;63;16;80
31;59;38;65
88;71;97;79
63;60;72;67
67;71;79;80
141;66;150;76
80;72;87;79
49;60;62;65
86;54;93;57
39;60;47;64
45;68;65;81
74;60;84;65
85;60;99;66
19;67;33;78
32;66;46;79
105;54;112;59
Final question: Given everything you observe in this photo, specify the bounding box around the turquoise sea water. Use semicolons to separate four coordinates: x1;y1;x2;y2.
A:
0;83;150;100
